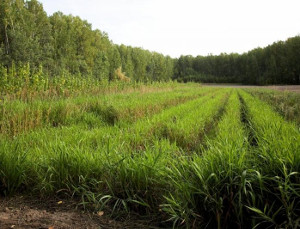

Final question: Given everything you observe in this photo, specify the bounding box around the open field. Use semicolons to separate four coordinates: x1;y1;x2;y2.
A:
265;85;300;93
1;83;300;228
202;84;300;93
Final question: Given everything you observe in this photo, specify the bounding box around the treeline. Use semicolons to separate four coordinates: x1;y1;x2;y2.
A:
0;0;174;82
1;0;299;85
174;36;300;85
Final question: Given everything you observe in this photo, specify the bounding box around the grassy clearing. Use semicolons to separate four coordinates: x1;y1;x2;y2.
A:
0;84;300;228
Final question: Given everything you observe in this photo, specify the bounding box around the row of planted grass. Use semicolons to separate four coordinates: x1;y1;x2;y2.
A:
163;91;250;228
1;86;299;228
149;89;230;152
245;88;300;125
0;87;228;222
127;88;227;151
0;85;210;136
239;90;300;228
95;89;230;212
0;87;220;199
162;90;300;228
0;87;217;173
240;90;300;172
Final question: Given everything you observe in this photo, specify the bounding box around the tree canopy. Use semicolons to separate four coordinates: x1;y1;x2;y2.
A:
1;0;299;85
0;0;174;82
174;37;300;85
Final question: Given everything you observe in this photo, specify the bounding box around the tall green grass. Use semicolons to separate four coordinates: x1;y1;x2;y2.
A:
245;88;300;125
127;88;221;150
151;89;230;151
1;86;299;228
162;90;300;228
0;84;207;136
239;90;300;228
0;86;218;210
163;91;249;228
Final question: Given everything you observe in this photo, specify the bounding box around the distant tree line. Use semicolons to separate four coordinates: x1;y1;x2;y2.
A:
1;0;299;85
174;36;300;85
0;0;174;82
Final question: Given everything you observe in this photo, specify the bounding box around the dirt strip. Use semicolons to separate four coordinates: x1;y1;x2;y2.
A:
0;196;155;229
202;84;300;93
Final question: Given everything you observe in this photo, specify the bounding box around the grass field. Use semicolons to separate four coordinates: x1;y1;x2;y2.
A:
0;83;300;228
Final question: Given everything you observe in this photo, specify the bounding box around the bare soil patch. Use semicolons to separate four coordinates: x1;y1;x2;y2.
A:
0;196;156;229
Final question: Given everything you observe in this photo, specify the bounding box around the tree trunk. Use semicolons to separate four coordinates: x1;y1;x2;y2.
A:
4;24;10;55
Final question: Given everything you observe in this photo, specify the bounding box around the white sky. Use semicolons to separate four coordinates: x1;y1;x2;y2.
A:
39;0;300;58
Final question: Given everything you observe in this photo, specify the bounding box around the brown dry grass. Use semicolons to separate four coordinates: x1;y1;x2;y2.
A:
115;67;131;82
202;83;300;93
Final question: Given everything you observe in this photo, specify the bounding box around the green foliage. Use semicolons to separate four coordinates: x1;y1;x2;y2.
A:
174;36;300;85
1;0;300;227
245;88;300;125
1;86;300;228
1;0;299;85
163;91;249;228
0;0;175;84
238;90;300;228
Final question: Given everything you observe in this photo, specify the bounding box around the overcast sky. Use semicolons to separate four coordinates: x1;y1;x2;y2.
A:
39;0;300;58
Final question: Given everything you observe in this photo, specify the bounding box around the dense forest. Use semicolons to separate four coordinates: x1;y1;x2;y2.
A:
174;36;300;85
0;0;299;85
0;0;174;83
